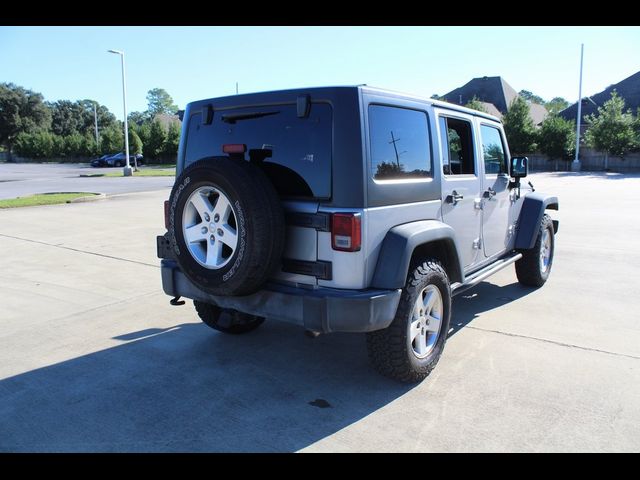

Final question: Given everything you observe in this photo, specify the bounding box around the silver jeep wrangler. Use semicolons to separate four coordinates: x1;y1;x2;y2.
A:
158;86;558;382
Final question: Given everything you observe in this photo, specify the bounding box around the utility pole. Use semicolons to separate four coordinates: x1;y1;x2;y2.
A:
389;131;402;167
236;82;239;95
571;43;584;172
94;102;100;152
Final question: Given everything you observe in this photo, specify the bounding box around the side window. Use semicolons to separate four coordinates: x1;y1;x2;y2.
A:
369;105;431;180
439;116;475;175
480;125;507;175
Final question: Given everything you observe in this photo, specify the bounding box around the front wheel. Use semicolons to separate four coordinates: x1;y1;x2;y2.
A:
515;213;555;287
366;259;451;383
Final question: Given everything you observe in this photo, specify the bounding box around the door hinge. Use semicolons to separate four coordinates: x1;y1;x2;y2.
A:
473;238;482;249
474;198;483;210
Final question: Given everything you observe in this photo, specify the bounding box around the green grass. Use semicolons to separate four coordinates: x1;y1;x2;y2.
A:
103;168;175;177
0;192;99;209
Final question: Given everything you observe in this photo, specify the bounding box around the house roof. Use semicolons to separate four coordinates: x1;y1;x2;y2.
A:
443;75;548;125
559;70;640;121
443;76;518;114
529;103;549;125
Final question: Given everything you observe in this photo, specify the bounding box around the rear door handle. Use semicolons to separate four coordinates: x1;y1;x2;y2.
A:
483;188;496;199
445;190;464;205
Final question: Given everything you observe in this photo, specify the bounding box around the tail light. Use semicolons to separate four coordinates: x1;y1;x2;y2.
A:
164;200;170;230
331;213;361;252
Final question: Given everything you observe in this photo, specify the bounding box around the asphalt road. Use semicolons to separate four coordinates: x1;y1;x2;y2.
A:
0;172;639;452
0;163;174;200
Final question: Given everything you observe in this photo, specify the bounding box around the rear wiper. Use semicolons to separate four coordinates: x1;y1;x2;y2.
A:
222;111;280;124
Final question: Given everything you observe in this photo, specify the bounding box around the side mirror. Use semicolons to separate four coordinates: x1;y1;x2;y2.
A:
510;156;528;178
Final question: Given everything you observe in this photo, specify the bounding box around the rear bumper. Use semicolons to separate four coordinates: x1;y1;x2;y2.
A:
161;260;401;333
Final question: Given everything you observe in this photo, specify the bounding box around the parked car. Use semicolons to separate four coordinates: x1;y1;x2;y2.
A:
157;85;559;383
90;154;115;167
105;153;144;167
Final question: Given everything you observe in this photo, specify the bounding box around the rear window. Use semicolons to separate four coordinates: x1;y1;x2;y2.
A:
184;103;332;199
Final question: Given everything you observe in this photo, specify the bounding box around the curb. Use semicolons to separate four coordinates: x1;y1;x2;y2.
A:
69;193;107;203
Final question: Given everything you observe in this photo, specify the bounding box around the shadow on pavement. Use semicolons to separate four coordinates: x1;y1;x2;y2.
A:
449;281;536;337
1;281;535;452
0;319;413;452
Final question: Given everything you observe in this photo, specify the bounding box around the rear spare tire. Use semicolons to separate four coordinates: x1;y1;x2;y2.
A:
168;157;285;296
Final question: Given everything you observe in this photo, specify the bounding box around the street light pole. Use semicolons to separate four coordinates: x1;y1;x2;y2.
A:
571;43;584;172
108;49;132;176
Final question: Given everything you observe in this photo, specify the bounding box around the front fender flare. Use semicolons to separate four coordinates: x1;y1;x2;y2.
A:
515;193;559;250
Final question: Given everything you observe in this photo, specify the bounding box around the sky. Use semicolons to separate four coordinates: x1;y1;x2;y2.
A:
1;26;639;120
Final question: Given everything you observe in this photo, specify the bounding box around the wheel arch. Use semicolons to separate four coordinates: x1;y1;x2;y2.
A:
371;220;463;289
515;193;559;250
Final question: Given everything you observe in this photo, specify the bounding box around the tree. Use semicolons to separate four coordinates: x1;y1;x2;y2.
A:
584;91;637;170
519;90;545;105
538;115;575;171
464;96;488;113
503;96;537;155
430;94;442;100
0;83;52;160
546;97;570;115
100;124;124;155
128;110;150;125
146;88;178;116
146;119;167;159
162;121;180;159
48;99;116;137
128;127;143;155
48;100;84;136
134;122;152;149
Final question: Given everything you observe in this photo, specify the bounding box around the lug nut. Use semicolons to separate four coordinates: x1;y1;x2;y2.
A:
217;228;224;236
201;226;208;234
214;213;220;222
204;213;210;222
210;235;215;242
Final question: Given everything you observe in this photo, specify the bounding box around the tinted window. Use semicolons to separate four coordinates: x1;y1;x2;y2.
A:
369;105;431;180
480;125;507;174
184;103;332;199
439;116;475;175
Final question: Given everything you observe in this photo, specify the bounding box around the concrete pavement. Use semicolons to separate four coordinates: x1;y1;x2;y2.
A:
0;173;639;452
0;163;173;200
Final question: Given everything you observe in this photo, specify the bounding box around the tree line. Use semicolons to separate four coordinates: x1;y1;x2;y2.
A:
465;91;640;170
0;83;181;162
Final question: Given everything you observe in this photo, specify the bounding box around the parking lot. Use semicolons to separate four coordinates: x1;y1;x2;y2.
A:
0;171;639;452
0;163;173;200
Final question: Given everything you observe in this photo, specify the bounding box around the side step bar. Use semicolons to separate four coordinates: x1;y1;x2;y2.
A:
451;252;523;296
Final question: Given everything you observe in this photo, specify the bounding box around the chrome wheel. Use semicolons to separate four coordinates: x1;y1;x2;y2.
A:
409;284;443;358
539;228;552;273
182;186;239;269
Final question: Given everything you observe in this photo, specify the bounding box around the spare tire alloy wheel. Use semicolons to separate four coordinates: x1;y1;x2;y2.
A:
168;158;285;297
183;186;238;270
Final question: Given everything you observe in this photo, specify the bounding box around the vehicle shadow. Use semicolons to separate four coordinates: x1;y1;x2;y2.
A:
449;280;537;337
0;318;413;452
1;281;535;453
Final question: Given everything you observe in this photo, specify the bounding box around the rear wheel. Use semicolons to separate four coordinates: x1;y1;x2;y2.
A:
194;300;264;334
367;259;451;383
516;213;555;287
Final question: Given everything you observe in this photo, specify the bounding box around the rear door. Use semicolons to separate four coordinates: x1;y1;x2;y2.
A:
436;110;482;269
477;121;511;258
182;101;335;287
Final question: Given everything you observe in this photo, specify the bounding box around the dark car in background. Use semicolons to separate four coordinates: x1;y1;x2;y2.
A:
105;153;144;167
90;154;114;167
